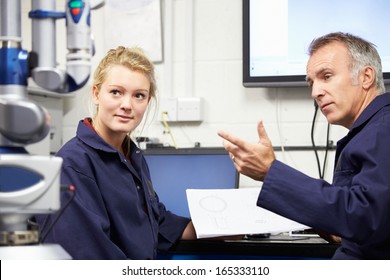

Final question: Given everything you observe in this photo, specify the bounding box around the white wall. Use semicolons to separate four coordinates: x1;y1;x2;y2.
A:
22;0;351;187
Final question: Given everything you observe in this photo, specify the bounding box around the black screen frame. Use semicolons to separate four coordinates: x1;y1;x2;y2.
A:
143;147;240;189
143;147;240;218
242;0;390;88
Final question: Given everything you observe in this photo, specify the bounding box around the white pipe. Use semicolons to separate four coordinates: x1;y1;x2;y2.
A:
0;0;22;42
31;0;57;69
185;0;193;97
163;0;173;97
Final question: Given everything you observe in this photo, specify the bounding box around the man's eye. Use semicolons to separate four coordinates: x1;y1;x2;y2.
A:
324;74;332;80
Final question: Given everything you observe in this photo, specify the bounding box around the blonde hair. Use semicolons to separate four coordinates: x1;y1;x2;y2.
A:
91;46;158;146
92;46;157;99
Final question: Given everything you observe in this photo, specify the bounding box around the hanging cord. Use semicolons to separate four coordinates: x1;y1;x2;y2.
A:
322;123;331;178
161;111;178;149
39;185;76;243
311;102;323;179
311;102;331;179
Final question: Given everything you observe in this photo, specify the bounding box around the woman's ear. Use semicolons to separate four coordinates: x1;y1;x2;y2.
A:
92;86;99;105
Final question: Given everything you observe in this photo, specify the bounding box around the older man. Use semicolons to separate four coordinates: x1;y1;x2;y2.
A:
218;32;390;259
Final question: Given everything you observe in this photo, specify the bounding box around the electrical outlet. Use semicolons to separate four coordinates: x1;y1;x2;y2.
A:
177;97;203;121
159;98;178;121
159;97;203;122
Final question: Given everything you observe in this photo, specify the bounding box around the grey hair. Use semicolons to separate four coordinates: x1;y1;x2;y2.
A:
308;32;385;93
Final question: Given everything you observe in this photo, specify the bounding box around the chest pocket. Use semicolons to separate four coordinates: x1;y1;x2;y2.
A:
333;149;358;187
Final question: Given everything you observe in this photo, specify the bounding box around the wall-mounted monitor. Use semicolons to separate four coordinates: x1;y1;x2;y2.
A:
143;147;239;218
243;0;390;88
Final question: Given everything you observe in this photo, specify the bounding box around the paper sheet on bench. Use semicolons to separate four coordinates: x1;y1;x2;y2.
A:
186;188;308;238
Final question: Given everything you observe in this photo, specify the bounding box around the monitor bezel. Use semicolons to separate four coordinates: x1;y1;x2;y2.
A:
143;147;240;189
242;0;390;88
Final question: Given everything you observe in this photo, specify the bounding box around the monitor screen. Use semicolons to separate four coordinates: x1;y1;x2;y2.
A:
243;0;390;87
143;148;239;218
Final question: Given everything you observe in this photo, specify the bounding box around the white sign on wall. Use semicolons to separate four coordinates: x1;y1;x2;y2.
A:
103;0;163;62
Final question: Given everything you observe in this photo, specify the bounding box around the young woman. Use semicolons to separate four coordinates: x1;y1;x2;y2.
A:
36;46;196;259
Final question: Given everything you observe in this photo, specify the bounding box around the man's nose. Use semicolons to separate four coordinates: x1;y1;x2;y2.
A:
311;83;324;99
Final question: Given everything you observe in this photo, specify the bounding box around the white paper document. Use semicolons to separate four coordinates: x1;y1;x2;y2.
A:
186;188;308;238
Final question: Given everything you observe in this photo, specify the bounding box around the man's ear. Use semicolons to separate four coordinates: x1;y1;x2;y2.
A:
361;66;375;90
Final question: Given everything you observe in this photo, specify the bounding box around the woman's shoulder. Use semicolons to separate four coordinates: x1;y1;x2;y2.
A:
57;136;80;151
56;137;93;162
55;137;101;179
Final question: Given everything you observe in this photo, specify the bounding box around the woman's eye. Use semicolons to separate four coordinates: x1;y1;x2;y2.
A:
110;89;121;95
135;93;146;99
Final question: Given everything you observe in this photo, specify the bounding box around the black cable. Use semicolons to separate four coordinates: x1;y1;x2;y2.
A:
40;185;76;243
321;123;331;179
311;101;332;179
311;102;323;178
